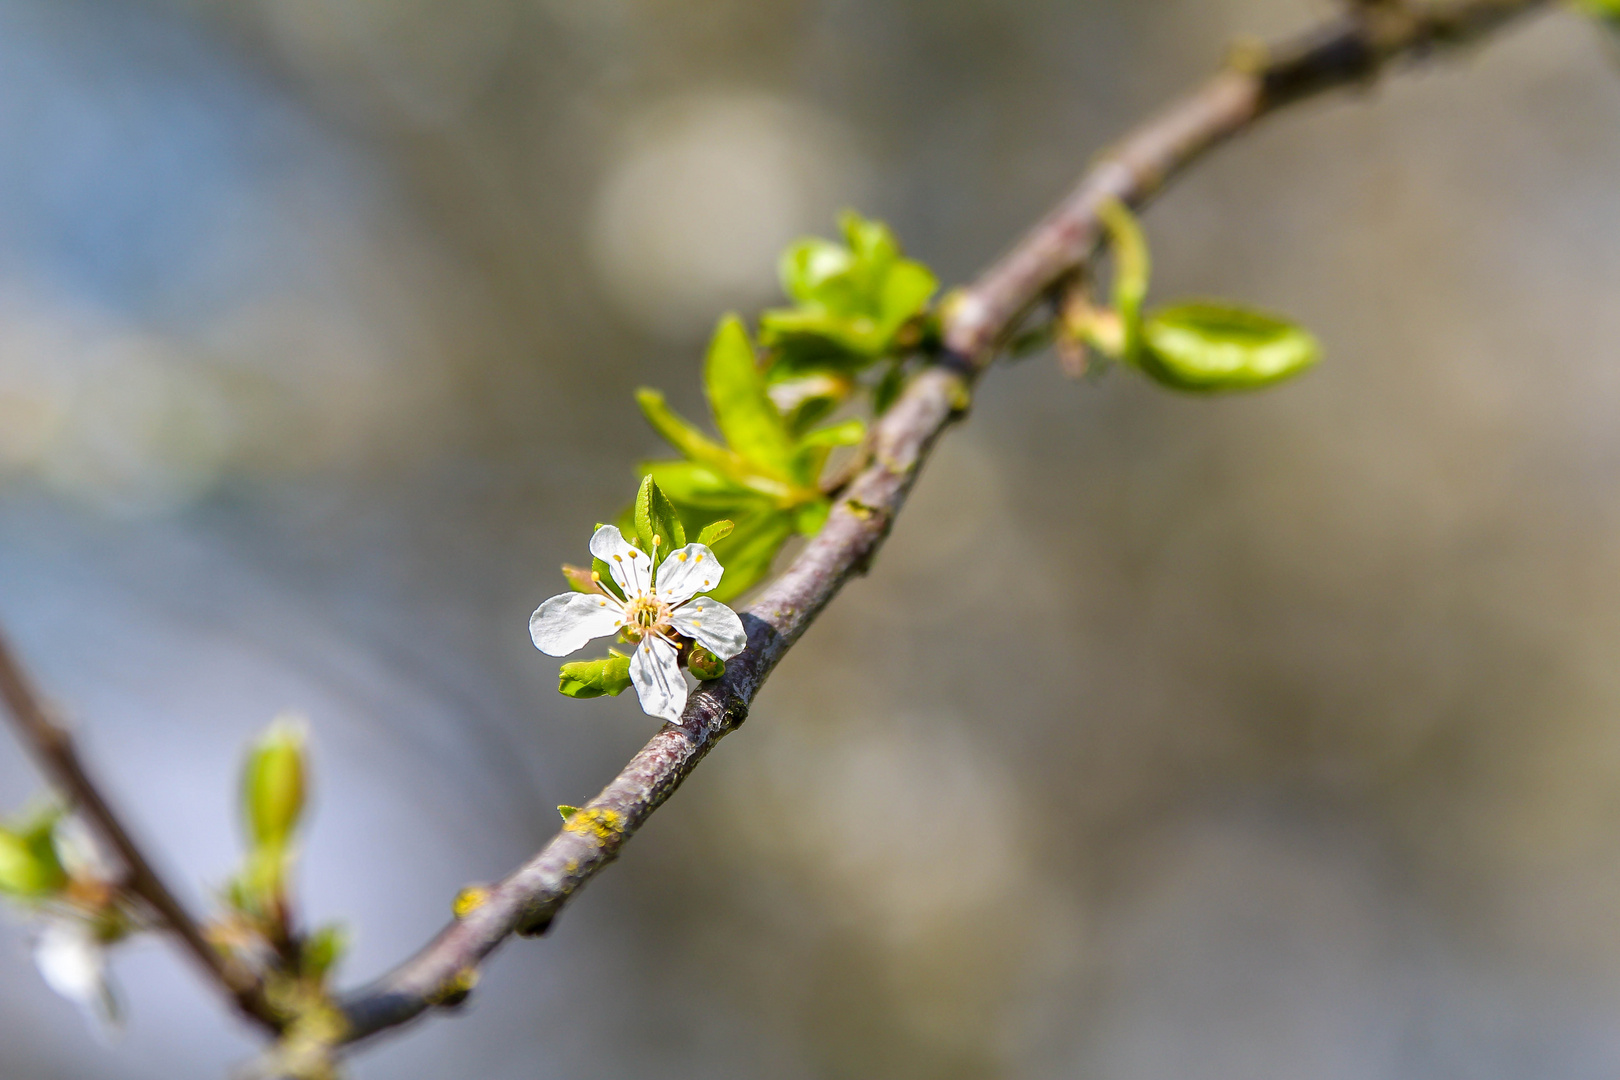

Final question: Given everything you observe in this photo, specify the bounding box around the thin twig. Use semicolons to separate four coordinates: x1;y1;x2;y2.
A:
0;628;281;1032
324;0;1550;1044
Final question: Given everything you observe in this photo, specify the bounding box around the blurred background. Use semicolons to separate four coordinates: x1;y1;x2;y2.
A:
1;0;1619;1076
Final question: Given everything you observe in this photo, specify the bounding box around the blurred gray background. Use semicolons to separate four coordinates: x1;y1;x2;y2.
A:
1;0;1619;1076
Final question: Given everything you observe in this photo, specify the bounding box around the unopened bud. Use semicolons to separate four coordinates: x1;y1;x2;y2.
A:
243;716;308;851
687;645;726;682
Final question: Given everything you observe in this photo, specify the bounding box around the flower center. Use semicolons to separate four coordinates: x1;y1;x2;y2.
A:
621;595;672;642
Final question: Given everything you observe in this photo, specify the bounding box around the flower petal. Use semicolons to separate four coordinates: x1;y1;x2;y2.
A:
629;635;687;722
671;597;748;659
654;543;724;605
529;592;624;656
35;920;119;1030
590;524;652;599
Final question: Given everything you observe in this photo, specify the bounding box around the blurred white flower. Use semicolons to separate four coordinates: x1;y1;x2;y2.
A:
530;525;746;722
33;917;120;1034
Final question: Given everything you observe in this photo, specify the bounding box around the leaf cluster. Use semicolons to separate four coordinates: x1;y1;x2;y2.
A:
635;213;936;601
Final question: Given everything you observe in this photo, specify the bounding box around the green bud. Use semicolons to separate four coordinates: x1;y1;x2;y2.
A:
1139;302;1320;392
686;646;726;682
558;652;632;699
0;820;66;899
243;716;308;851
557;805;580;820
300;923;348;980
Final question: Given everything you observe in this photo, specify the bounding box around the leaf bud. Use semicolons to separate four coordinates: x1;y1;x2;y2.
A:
243;716;308;852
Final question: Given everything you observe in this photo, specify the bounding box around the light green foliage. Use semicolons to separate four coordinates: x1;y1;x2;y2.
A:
761;211;938;374
558;651;633;699
0;806;67;900
1140;302;1320;391
634;474;686;557
1576;0;1620;19
636;319;854;600
1090;200;1320;393
243;717;307;853
695;519;735;546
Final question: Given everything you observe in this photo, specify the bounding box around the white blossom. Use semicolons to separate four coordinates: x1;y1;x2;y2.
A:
530;525;747;721
34;917;120;1033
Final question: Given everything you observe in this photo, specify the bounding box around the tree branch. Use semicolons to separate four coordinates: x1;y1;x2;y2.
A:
0;628;282;1033
0;0;1551;1057
361;0;1550;1047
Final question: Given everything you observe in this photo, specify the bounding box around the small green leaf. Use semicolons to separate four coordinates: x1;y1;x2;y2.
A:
558;652;633;699
243;716;307;852
301;923;349;980
696;519;735;546
780;237;856;307
1139;302;1321;392
704;317;797;481
877;259;938;337
707;511;795;602
794;417;865;485
792;499;832;536
557;805;581;820
634;475;686;559
686;646;726;681
635;388;751;478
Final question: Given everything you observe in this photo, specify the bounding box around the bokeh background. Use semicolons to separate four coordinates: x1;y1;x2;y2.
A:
1;0;1619;1076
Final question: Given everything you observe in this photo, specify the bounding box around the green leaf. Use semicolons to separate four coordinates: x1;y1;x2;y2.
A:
639;461;760;511
1139;302;1321;392
793;417;865;484
877;259;938;338
696;519;735;546
780;237;856;307
634;475;686;560
707;511;795;602
557;805;581;820
635;388;750;479
558;652;633;699
243;716;307;851
704;317;797;481
792;499;831;536
301;923;349;980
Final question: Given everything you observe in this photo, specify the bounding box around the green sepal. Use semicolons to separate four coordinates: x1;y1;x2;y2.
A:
696;519;735;546
687;646;726;681
1139;302;1321;392
634;474;686;559
558;652;633;699
704;316;797;482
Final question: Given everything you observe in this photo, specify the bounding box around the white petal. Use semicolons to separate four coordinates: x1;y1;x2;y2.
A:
529;592;624;656
653;543;725;605
590;524;652;599
629;636;687;722
670;598;747;659
35;920;118;1029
